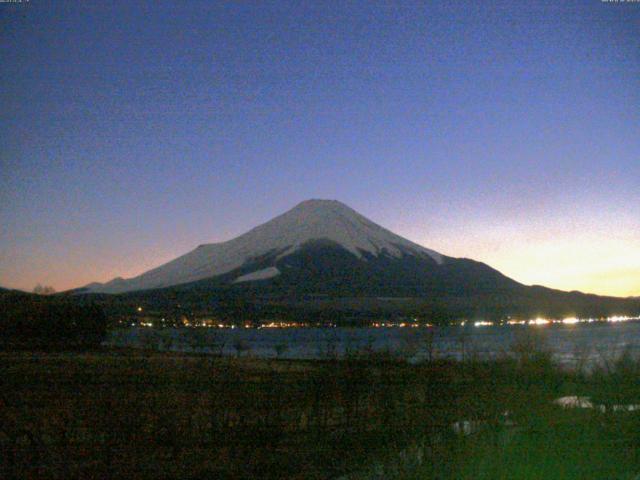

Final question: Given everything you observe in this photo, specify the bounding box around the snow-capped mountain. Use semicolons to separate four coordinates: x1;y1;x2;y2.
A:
85;199;447;294
79;199;640;320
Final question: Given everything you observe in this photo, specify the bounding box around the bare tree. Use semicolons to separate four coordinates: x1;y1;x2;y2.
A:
274;341;289;359
422;327;437;362
232;338;251;358
33;284;56;295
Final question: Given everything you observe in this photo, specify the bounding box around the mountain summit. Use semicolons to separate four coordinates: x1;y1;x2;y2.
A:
86;199;446;294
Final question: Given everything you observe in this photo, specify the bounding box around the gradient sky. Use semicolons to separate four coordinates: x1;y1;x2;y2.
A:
1;1;638;296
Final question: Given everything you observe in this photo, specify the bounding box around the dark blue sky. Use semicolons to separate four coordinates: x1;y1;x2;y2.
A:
1;0;638;295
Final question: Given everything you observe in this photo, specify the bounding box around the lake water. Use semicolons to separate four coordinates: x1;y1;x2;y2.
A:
106;320;640;369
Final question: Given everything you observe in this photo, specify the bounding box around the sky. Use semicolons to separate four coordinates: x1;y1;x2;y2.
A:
1;0;638;297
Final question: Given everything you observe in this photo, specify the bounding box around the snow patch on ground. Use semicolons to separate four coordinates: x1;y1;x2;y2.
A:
553;396;595;409
553;396;640;412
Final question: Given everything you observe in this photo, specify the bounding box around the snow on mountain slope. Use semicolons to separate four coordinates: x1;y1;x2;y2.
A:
85;199;445;293
233;266;281;283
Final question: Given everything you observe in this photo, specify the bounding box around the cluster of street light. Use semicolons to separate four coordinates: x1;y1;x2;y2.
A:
472;315;639;328
131;305;638;330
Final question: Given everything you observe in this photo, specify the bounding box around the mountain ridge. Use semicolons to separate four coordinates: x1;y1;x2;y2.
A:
74;199;640;322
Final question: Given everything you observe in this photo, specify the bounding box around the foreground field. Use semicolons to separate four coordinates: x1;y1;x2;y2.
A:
2;344;640;479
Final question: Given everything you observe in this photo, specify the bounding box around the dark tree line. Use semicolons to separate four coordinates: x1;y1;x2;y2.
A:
0;292;107;349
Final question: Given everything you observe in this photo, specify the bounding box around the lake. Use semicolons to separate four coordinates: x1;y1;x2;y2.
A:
106;319;640;369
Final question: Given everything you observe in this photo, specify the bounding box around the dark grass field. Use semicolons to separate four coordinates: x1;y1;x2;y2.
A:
2;344;640;479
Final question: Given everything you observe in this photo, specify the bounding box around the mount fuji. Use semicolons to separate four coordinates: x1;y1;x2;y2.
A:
80;200;638;321
85;199;507;295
